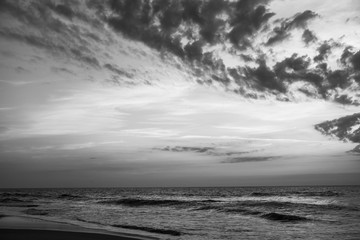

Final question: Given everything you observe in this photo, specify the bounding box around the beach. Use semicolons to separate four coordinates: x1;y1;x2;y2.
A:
1;186;360;239
0;215;153;240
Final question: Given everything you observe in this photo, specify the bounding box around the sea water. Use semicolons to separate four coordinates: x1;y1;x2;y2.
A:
1;186;360;239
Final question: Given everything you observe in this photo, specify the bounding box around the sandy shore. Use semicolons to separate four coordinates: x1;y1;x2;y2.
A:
0;215;155;240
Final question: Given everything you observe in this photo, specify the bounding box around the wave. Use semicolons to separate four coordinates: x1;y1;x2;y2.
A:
0;197;25;203
57;193;83;200
298;191;342;197
260;212;309;222
249;192;276;197
99;197;356;213
99;198;189;207
249;190;342;197
0;192;31;198
235;200;356;211
224;208;262;215
113;224;181;236
23;208;49;216
75;218;181;236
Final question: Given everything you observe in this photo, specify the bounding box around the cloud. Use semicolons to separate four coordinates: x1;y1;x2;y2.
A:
245;59;285;92
70;49;100;68
351;50;360;71
156;146;215;153
313;42;332;62
340;46;354;66
184;40;203;61
302;29;317;44
327;70;350;89
266;27;291;45
274;54;310;75
229;2;275;48
222;156;275;163
49;4;74;19
266;10;318;46
288;10;318;29
103;64;134;78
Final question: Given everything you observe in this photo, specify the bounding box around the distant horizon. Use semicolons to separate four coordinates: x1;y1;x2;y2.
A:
1;184;360;189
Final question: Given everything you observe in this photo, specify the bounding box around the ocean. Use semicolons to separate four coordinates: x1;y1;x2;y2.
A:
1;186;359;239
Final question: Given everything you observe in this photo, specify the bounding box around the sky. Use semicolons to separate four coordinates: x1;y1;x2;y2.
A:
0;0;359;188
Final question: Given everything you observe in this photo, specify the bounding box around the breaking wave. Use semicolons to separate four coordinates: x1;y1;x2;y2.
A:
260;212;310;222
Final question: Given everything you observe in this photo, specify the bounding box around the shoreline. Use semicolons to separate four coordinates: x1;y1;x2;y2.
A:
0;215;156;240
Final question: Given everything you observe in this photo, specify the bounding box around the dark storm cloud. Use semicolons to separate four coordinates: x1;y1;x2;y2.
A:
302;29;317;44
266;10;318;46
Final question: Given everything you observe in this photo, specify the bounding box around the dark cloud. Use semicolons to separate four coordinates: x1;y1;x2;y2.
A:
327;70;350;89
302;29;317;44
103;64;134;78
222;156;275;163
181;0;203;24
304;72;324;88
313;42;332;62
266;26;291;45
274;54;310;73
316;63;327;72
288;10;318;29
70;49;100;68
50;4;74;19
315;113;360;143
201;0;227;20
246;59;285;92
160;1;183;32
184;40;203;61
240;54;253;62
351;51;360;71
340;46;354;66
350;145;360;153
229;1;275;48
334;94;359;106
272;54;326;88
200;18;225;43
0;30;65;52
51;67;75;75
156;146;215;153
266;10;318;46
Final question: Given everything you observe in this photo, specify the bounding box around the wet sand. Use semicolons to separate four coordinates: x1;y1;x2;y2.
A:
0;215;154;240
